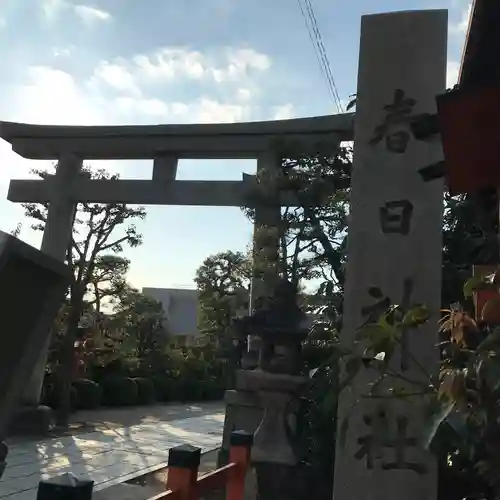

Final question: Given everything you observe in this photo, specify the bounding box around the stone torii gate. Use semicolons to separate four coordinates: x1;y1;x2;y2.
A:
0;114;354;407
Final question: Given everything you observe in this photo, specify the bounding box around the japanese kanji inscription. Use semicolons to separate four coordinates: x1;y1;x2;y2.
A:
379;200;414;235
355;411;427;475
370;89;419;154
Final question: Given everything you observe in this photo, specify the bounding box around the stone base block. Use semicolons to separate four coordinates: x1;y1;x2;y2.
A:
219;388;263;467
8;405;53;436
241;349;259;370
236;369;308;393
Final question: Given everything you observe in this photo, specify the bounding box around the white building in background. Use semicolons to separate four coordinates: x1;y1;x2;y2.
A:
142;287;202;347
141;286;318;349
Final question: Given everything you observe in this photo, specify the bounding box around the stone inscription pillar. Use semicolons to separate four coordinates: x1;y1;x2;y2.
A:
333;10;447;500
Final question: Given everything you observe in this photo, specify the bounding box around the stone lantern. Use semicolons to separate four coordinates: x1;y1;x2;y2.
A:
233;279;308;374
234;278;310;500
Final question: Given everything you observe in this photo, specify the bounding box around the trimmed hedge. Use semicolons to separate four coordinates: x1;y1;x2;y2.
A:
151;375;170;401
73;378;102;409
101;376;138;406
202;377;224;400
178;378;203;402
133;377;156;405
44;384;78;412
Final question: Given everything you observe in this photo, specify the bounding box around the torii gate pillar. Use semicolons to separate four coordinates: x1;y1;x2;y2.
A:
22;154;83;406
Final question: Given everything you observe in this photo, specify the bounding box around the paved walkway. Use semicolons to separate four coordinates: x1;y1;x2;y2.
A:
1;403;225;500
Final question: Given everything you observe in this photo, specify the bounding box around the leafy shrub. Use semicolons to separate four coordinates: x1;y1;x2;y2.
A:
43;384;78;412
151;375;172;401
202;377;225;400
122;357;142;377
72;378;102;409
178;377;203;401
101;376;138;406
90;358;124;382
169;373;186;401
174;352;209;401
133;377;156;405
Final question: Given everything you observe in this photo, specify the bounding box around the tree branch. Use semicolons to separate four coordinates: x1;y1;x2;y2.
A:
99;235;131;252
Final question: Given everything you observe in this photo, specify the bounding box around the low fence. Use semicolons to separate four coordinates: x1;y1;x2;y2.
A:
150;430;252;500
36;430;254;500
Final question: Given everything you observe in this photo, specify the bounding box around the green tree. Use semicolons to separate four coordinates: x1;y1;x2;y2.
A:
194;251;252;348
114;287;168;369
10;222;22;237
442;188;499;307
240;148;351;499
90;255;130;312
24;164;146;426
244;147;351;334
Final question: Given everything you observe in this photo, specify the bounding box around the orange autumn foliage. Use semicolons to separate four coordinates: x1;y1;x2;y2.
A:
481;295;500;324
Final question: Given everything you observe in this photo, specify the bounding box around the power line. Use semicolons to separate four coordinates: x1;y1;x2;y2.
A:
296;0;335;109
303;0;343;112
296;0;344;113
304;0;343;111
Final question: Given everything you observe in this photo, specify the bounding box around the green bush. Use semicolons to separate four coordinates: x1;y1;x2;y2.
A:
101;376;139;406
72;379;102;409
123;357;141;377
133;377;156;405
171;379;186;402
202;377;225;400
43;384;78;412
97;358;124;379
178;377;203;401
151;375;172;401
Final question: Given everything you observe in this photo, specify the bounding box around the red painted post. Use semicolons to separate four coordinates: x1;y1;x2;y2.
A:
225;430;253;500
166;444;201;500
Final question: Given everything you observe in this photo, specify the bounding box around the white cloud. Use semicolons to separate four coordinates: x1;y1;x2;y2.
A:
458;2;472;34
114;96;169;117
450;1;472;35
447;60;460;88
42;0;68;21
113;96;250;124
273;104;296;120
52;46;74;58
193;98;249;123
9;66;107;126
92;60;141;95
0;41;284;289
42;0;112;24
171;102;189;116
85;46;271;123
74;4;112;24
212;48;271;82
445;2;471;88
6;62;257;129
0;59;258;235
0;42;276;179
236;88;252;101
132;49;206;81
108;47;272;85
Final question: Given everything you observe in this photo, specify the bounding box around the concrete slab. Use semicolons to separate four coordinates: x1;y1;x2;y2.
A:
0;409;224;500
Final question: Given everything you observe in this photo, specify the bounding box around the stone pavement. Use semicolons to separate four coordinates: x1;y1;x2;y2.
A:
0;403;225;500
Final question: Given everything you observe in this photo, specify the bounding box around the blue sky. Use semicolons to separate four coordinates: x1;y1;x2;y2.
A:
0;0;470;290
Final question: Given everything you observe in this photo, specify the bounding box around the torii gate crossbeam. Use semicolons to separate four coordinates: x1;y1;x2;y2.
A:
0;113;354;408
